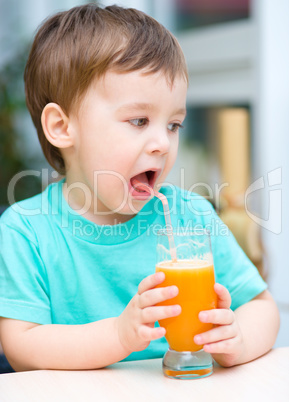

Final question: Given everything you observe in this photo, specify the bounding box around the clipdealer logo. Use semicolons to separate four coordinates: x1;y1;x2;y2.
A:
6;167;283;236
245;168;282;234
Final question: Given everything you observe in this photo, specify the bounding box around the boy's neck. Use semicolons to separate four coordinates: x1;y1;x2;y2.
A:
62;179;135;226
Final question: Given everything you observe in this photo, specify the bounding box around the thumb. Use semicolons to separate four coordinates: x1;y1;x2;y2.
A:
214;283;231;309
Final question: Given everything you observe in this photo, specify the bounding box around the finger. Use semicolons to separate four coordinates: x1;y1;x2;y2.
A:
141;305;181;324
138;272;165;295
214;283;232;309
199;308;234;325
194;324;236;346
138;325;166;341
203;337;237;355
139;285;179;309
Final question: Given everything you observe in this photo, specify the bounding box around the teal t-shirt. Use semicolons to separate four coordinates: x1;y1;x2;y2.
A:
0;179;267;361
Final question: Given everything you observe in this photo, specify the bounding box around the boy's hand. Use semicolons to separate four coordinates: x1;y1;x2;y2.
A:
194;283;245;367
116;272;181;354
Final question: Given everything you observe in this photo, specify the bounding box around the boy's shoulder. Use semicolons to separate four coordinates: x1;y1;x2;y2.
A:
0;180;61;237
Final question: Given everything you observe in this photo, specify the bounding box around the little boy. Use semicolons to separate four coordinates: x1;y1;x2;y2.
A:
0;4;279;371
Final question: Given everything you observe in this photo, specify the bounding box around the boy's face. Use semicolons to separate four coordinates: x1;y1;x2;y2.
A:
65;69;187;224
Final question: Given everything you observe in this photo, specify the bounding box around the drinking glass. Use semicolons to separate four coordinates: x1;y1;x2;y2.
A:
155;229;217;379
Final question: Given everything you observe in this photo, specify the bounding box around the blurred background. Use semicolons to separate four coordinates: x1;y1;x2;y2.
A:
0;0;288;349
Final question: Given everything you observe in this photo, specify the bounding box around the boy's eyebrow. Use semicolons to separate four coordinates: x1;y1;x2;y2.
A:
117;102;187;116
117;103;153;113
177;108;187;117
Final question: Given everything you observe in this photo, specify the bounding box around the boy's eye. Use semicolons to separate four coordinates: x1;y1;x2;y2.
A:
129;118;148;127
168;123;184;133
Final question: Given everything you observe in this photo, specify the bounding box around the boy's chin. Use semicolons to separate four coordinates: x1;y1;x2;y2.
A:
117;198;152;216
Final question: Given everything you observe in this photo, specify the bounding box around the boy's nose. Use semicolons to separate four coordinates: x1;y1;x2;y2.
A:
146;130;171;156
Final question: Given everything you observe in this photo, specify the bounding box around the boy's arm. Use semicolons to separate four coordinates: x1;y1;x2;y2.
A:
0;272;180;371
194;284;280;367
231;290;280;364
0;317;127;371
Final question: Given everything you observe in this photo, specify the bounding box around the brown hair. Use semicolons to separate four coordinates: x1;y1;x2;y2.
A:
24;3;188;174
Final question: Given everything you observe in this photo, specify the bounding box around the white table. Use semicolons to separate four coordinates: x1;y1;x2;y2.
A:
0;347;288;402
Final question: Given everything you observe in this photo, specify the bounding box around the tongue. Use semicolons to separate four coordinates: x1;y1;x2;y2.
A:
131;172;149;192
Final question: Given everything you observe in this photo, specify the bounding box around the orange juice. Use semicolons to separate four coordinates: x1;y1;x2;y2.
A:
156;260;217;352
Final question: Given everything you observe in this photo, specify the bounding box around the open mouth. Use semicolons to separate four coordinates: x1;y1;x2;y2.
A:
130;169;160;196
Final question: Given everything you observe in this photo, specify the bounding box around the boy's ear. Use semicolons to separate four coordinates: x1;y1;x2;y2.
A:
41;103;74;149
